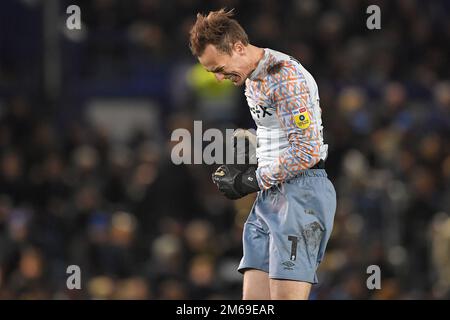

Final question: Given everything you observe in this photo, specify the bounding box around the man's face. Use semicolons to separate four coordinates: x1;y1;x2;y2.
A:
198;43;250;86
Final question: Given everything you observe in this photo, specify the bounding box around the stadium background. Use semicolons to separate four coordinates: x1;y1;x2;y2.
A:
0;0;449;299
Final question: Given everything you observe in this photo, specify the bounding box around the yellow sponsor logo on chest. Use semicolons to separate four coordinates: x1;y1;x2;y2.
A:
293;107;311;129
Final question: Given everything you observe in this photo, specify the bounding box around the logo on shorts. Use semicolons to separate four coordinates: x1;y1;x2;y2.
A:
282;261;295;270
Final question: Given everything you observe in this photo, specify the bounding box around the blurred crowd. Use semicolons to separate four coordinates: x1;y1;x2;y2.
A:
0;0;449;299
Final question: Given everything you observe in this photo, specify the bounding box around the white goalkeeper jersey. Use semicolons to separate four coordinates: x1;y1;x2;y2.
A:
244;48;328;190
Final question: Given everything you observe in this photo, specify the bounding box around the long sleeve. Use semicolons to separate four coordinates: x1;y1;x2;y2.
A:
256;64;322;190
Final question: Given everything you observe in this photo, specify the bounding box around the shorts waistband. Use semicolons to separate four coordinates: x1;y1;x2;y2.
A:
261;169;328;195
286;169;328;183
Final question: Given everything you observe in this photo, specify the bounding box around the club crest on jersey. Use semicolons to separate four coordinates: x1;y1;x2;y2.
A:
293;107;310;129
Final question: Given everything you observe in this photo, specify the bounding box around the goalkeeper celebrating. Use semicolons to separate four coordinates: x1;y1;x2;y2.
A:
189;9;336;300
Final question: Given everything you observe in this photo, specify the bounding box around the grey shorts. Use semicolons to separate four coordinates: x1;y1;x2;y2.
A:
238;169;336;284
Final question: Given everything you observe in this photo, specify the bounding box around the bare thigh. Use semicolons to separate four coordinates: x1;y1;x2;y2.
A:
270;279;312;300
242;269;270;300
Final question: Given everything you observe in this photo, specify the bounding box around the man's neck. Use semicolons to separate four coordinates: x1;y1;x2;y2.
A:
247;45;265;77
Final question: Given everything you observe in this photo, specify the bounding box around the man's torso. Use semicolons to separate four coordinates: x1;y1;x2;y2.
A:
244;48;328;169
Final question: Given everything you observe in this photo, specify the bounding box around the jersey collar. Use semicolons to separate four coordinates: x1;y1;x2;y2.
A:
248;48;269;81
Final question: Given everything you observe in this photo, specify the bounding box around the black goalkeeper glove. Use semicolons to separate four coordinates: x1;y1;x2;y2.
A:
212;165;260;200
239;166;260;195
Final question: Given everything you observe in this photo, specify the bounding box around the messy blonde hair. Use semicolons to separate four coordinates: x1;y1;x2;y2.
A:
189;8;249;57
